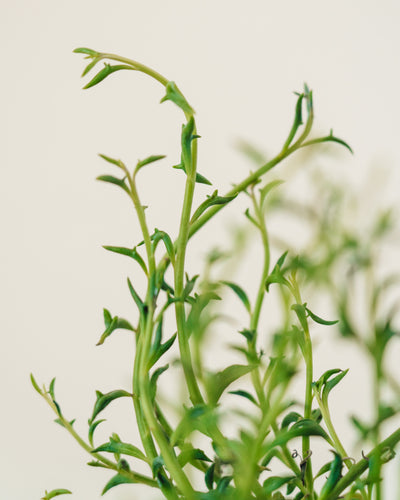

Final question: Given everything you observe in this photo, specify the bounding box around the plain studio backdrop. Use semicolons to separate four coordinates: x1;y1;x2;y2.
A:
2;1;400;499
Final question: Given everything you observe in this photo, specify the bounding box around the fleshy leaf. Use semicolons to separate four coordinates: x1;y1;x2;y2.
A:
305;306;339;326
30;373;42;395
92;436;147;462
98;154;125;170
177;448;212;467
88;419;106;447
191;190;237;224
41;490;72;500
221;281;251;314
263;476;296;494
96;175;130;195
270;419;334;448
160;81;194;115
228;389;258;405
319;452;343;499
90;390;132;423
83;64;134;89
102;474;136;495
136;155;166;173
206;364;256;405
103;245;148;275
73;47;100;57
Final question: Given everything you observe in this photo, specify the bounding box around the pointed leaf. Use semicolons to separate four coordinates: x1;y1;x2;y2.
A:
195;172;212;185
91;390;131;423
103;245;148;275
73;47;100;57
259;179;284;207
319;452;343;499
191;190;237;224
178;448;212;467
127;278;145;314
42;489;72;500
305;307;338;326
228;389;258;405
206;364;256;405
270;419;333;448
205;463;215;490
96;175;130;194
322;369;349;402
102;474;136;495
149;333;177;368
263;476;296;494
84;64;134;89
221;281;251;314
136;155;166;174
98;154;125;170
160;81;194;115
281;411;302;429
88;419;106;447
92;437;147;462
150;365;169;402
30;373;42;395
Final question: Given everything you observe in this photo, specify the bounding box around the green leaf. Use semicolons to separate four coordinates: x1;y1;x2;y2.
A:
150;365;169;402
160;81;194;115
322;369;349;402
270;419;334;448
281;411;302;429
96;175;130;195
319;452;343;499
259;179;284;208
263;476;296;494
88;419;106;447
54;418;75;429
49;377;56;399
220;281;251;314
183;274;199;300
149;332;177;368
30;373;42;395
96;310;134;346
265;251;290;291
92;437;147;462
103;245;148;275
190;190;238;224
152;456;165;477
151;229;175;267
205;463;215;490
90;389;132;423
83;63;134;89
206;364;256;405
173;163;212;185
305;306;338;326
102;473;136;495
136;154;166;173
127;278;145;314
73;47;100;57
98;153;125;170
41;489;72;500
228;389;258;405
291;303;309;331
282;91;304;150
177;448;212;467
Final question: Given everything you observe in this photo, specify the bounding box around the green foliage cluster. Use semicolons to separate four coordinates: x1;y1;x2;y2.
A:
32;48;400;500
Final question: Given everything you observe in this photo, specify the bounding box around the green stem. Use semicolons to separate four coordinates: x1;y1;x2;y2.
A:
174;121;204;406
324;427;400;500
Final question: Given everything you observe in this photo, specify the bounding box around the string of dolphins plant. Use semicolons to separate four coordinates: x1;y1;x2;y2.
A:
31;47;400;500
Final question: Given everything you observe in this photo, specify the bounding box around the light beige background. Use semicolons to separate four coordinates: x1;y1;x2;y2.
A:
2;1;400;499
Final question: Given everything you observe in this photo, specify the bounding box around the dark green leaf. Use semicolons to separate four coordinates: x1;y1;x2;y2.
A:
183;274;199;300
178;448;212;467
238;329;255;342
96;312;134;346
291;304;308;331
150;365;169;402
270;419;333;448
103;245;148;275
102;473;136;495
282;92;304;150
281;411;302;429
91;390;131;423
41;489;72;500
205;463;215;490
305;307;338;326
160;81;194;115
191;190;237;224
127;278;145;314
322;369;349;402
228;389;258;405
96;175;130;195
206;364;256;405
92;437;147;462
88;419;106;447
84;64;134;89
263;476;296;494
195;172;212;185
265;252;290;291
49;378;56;399
149;333;177;368
319;452;343;499
221;281;251;313
152;456;165;477
216;476;233;493
151;229;175;266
